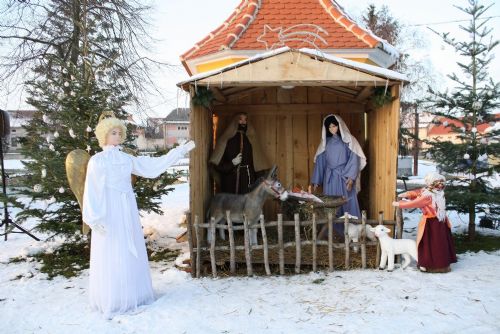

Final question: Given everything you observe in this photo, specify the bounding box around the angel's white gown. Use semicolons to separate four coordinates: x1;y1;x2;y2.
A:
82;145;187;318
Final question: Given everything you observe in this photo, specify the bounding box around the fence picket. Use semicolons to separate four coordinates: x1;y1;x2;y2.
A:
361;211;367;269
328;212;333;272
278;214;284;275
260;214;271;276
344;213;350;269
227;210;236;274
194;216;201;278
243;216;253;276
294;213;301;274
210;217;217;278
312;213;317;272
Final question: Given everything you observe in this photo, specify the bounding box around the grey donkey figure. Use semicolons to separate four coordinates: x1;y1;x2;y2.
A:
206;165;288;245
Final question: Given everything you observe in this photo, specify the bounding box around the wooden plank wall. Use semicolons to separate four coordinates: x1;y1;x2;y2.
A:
366;85;400;218
212;86;366;218
189;90;213;241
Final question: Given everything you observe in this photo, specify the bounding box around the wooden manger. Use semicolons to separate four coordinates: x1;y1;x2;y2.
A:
186;208;404;278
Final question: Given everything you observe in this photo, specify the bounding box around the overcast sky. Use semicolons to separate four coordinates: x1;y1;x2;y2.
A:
1;0;499;118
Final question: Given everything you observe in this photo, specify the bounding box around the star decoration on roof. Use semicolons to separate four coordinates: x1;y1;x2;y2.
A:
257;25;285;50
257;24;329;51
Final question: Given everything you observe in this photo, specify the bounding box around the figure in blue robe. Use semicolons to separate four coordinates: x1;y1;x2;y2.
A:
311;114;366;238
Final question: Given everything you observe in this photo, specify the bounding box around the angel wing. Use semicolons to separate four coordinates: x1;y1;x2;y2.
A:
65;149;91;234
66;147;138;234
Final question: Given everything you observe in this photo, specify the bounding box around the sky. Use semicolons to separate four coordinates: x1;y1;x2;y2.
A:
136;0;500;117
1;0;499;118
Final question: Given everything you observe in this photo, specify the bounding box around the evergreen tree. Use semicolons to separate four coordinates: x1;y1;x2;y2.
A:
425;0;499;241
362;4;438;167
1;1;178;238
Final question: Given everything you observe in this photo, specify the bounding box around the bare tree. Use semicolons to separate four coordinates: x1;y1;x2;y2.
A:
0;0;166;108
362;4;439;170
0;0;178;238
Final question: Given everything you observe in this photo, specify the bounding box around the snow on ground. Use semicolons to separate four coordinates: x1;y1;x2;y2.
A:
1;163;500;333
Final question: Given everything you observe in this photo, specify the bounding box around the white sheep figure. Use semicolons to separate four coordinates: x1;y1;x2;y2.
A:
346;223;377;253
370;225;418;271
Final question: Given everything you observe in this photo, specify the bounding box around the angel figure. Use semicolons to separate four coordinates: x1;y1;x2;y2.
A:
80;114;195;318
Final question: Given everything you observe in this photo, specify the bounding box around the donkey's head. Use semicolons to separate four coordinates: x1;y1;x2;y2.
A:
263;165;288;201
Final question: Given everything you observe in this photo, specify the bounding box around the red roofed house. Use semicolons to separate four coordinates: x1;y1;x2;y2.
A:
179;0;408;242
427;115;499;144
181;0;398;75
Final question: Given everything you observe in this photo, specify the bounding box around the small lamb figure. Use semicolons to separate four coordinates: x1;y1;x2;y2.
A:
346;223;377;253
370;225;418;271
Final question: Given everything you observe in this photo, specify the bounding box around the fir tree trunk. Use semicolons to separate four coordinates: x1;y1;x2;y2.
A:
468;201;476;241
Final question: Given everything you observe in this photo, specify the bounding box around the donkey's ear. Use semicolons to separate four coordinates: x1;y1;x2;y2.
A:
267;165;277;179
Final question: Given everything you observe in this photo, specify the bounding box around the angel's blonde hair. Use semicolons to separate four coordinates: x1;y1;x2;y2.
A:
95;117;127;147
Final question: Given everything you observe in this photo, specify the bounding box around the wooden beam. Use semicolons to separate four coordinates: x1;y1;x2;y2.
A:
325;86;360;95
320;86;358;100
225;87;263;101
193;80;400;87
356;86;373;101
213;103;365;115
210;87;227;103
221;86;248;95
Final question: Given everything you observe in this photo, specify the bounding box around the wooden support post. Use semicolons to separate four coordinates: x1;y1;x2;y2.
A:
312;213;317;272
278;214;285;275
396;207;403;239
361;210;367;269
186;212;195;278
243;216;253;276
395;206;403;264
209;217;217;278
227;210;235;274
260;214;271;276
344;213;350;269
294;213;301;274
194;215;201;278
376;211;384;268
328;212;334;272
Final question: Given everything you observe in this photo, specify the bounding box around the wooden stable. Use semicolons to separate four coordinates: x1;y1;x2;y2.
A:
178;48;408;245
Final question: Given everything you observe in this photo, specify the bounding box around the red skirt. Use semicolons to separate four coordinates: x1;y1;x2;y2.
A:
418;217;457;270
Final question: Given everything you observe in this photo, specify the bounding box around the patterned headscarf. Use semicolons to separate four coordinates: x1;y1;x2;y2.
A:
422;172;447;222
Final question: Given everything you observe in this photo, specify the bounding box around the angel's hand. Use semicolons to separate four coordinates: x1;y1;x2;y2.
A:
182;140;195;154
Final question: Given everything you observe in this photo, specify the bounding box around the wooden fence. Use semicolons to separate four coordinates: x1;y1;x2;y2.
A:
187;209;404;278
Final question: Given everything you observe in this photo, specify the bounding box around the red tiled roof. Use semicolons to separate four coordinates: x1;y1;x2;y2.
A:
428;115;499;136
181;0;384;63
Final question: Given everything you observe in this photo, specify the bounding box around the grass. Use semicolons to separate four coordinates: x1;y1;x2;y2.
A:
32;241;90;279
8;240;181;280
148;248;180;262
8;240;90;279
453;233;500;254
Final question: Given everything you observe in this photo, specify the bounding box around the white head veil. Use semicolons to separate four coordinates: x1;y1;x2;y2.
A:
314;114;367;192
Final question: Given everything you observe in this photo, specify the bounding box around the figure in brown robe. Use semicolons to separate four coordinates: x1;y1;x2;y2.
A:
209;113;269;194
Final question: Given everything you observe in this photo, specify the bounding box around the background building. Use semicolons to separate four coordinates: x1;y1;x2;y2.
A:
135;108;190;151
